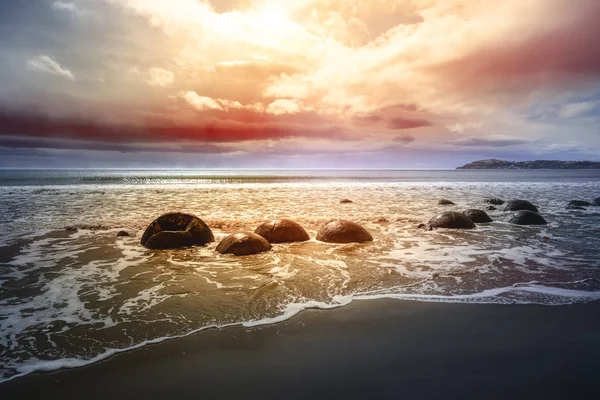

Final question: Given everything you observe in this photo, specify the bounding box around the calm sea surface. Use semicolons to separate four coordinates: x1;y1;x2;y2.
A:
1;169;600;381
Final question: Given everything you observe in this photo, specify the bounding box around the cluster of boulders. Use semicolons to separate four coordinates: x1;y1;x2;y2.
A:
139;213;373;256
424;197;553;229
132;196;600;252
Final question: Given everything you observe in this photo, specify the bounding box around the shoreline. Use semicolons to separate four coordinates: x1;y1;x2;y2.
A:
2;299;599;399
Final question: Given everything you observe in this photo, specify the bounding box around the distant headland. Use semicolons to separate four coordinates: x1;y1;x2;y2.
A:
457;159;600;169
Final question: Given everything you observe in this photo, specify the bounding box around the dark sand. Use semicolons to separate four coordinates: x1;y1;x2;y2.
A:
1;300;599;400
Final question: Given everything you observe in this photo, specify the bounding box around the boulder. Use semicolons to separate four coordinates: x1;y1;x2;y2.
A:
486;206;497;211
116;231;130;237
568;200;592;207
141;213;214;250
216;232;272;256
484;198;505;205
565;205;586;210
593;197;600;206
340;199;353;204
504;200;538;213
508;210;547;225
438;199;455;205
428;211;475;229
463;209;493;223
254;219;310;243
316;220;373;243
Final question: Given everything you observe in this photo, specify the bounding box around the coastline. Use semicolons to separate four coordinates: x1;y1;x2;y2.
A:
1;299;599;400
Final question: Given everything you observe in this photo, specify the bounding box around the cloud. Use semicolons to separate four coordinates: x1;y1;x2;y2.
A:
182;91;226;111
450;137;531;148
145;67;175;87
387;117;432;130
557;101;597;119
0;108;353;146
446;122;484;134
266;99;307;115
393;135;415;144
52;1;83;15
26;55;75;80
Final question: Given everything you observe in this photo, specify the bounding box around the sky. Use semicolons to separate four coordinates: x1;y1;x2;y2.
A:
0;0;599;168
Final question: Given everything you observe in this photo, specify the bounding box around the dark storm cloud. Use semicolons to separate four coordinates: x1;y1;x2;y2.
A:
0;108;354;146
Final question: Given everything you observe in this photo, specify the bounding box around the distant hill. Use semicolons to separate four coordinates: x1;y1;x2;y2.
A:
457;159;600;169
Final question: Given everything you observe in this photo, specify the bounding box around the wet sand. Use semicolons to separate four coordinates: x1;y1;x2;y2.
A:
1;299;599;400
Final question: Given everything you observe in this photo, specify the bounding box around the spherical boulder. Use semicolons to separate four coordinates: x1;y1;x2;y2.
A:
254;219;310;243
438;199;455;205
340;199;353;204
508;210;547;225
216;232;272;256
504;200;538;213
141;213;214;250
484;198;505;205
568;200;591;207
593;197;600;206
428;211;475;229
316;220;373;243
463;209;493;223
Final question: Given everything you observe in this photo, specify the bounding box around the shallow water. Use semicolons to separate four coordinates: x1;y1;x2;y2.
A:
1;169;600;381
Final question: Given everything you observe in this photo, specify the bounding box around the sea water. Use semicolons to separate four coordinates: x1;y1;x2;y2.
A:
1;169;599;381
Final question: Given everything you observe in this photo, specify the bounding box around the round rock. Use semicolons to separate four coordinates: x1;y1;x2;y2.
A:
316;220;373;243
504;200;538;213
216;232;272;256
508;210;547;225
428;211;475;229
463;209;493;223
568;200;591;207
340;199;353;204
141;213;214;250
116;231;130;237
484;198;505;205
438;199;455;205
254;219;310;243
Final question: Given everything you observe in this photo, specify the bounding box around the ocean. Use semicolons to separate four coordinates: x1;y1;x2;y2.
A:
1;168;600;382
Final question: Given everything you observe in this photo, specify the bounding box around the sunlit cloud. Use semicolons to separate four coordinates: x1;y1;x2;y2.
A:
26;55;75;81
145;68;175;87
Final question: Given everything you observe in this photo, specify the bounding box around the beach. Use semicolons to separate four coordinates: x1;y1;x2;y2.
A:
1;169;600;390
1;299;599;399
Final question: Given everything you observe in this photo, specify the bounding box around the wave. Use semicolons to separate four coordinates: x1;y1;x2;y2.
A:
2;282;598;384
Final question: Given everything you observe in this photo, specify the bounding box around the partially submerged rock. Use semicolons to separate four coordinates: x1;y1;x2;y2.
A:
254;219;310;243
504;200;538;213
428;211;475;229
508;210;547;225
116;231;130;237
141;213;214;250
565;205;586;210
340;199;353;204
463;209;493;223
568;200;591;207
486;206;497;211
316;220;373;243
216;232;272;256
484;198;505;205
438;199;455;205
593;197;600;206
